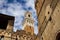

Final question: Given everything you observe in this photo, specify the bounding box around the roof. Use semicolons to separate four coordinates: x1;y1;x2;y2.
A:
0;13;15;20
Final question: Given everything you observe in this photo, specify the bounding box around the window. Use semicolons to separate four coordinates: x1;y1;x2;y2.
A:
30;38;33;40
16;38;18;40
48;11;50;14
49;16;52;21
42;37;43;40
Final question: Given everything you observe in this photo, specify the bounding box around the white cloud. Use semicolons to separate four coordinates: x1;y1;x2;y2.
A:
0;0;38;34
34;26;38;35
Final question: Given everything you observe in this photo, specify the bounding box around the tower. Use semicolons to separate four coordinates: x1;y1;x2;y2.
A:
23;11;34;35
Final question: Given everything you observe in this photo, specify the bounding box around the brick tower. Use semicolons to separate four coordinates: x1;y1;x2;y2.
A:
23;11;34;35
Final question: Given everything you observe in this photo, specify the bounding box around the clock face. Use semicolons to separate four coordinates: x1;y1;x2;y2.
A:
28;14;30;17
25;11;32;18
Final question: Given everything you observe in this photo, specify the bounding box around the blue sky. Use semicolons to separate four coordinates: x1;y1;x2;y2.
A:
0;0;38;34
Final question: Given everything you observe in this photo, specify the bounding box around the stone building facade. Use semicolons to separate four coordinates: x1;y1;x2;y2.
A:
12;30;35;40
35;0;60;40
0;0;60;40
0;13;14;40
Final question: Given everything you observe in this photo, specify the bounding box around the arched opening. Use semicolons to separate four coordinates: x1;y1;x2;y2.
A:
56;32;60;40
